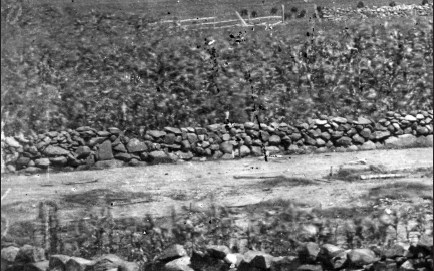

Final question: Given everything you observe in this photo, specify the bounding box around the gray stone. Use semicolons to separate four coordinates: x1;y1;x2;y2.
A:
372;130;391;140
16;156;31;170
315;119;328;125
385;134;417;148
113;143;127;152
187;133;198;144
251;146;262;156
220;142;233;154
297;264;323;271
336;136;352;147
146;130;165;138
331;131;344;139
42;145;70;156
332;117;347;124
156;244;187;263
259;131;270;141
269;135;281;145
164;133;177;144
241;251;274;270
164;256;193;271
114;152;131;161
96;140;114;160
149;151;173;163
239;145;251;157
195;127;207;135
304;135;317;146
97;131;111;137
352;134;365;144
298;242;320;264
4;137;21;148
108;127;121;135
357;117;372;125
404;115;417;122
1;246;20;263
126;138;148;153
347;249;377;267
316;138;326;146
321;132;331;140
416;126;429;135
75;146;91;159
221;153;234;159
206;245;230;259
290;133;302;141
222;134;231;141
35;158;50;169
206;124;221;132
164;127;182;135
49;156;68;167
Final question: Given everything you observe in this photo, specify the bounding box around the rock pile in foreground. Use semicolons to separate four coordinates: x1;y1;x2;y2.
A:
2;237;432;271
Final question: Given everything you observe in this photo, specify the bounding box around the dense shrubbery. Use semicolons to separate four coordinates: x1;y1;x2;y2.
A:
1;2;433;136
357;1;365;8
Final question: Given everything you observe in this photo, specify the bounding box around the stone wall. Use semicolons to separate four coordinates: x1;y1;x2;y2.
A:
1;110;433;175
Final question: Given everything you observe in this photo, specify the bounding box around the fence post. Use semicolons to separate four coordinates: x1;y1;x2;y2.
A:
282;4;285;23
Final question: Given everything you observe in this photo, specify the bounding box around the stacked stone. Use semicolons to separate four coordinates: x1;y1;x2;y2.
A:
1;244;139;271
1;110;432;175
322;3;433;20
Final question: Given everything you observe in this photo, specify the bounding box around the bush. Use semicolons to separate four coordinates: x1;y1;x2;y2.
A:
357;1;365;8
389;1;397;6
270;7;278;15
284;12;292;20
290;6;299;13
251;10;258;18
298;9;306;18
422;0;429;5
240;9;248;16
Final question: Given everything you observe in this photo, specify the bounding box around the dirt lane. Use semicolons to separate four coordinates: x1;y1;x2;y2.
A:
1;148;432;224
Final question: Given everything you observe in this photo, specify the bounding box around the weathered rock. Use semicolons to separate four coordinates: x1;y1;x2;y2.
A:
156;244;187;264
384;134;417;148
88;137;106;147
239;145;251;157
24;167;43;174
149;151;173;163
315;119;328;126
93;254;125;271
259;131;270;142
164;127;182;135
347;249;377;267
416;126;429;135
147;130;167;138
107;127;121;135
113;143;127;152
4;137;21;148
164;256;193;271
206;245;231;259
336;136;352;147
1;246;20;263
75;146;91;159
23;260;49;271
404;115;417;122
332;117;347;124
65;257;95;271
359;140;376;150
269;135;281;145
118;261;140;271
126;138;148;153
357;117;372;125
304;135;317;146
42;145;70;157
352;134;365;144
298;242;321;264
384;244;406;258
16;156;30;170
95;140;113;160
175;151;194;160
240;251;274;270
220;142;233;154
35;158;50;169
114;152;131;161
371;130;391;141
187;133;198;144
418;234;433;251
399;260;415;271
221;153;234;160
15;245;45;264
49;156;68;167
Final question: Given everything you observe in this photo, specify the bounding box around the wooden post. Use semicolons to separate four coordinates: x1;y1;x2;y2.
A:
281;4;285;23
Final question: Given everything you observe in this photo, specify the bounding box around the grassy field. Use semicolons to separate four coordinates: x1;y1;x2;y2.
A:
23;0;429;20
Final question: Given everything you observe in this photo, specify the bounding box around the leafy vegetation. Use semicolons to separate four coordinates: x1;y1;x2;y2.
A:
1;2;433;137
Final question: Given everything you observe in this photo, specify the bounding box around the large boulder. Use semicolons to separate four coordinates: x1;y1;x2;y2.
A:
147;130;166;138
347;249;377;267
126;138;148;153
75;146;91;159
148;150;174;163
156;244;187;264
384;134;417;148
220;142;233;154
42;145;70;157
96;140;114;160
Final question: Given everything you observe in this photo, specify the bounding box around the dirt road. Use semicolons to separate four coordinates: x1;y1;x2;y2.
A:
1;148;433;225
